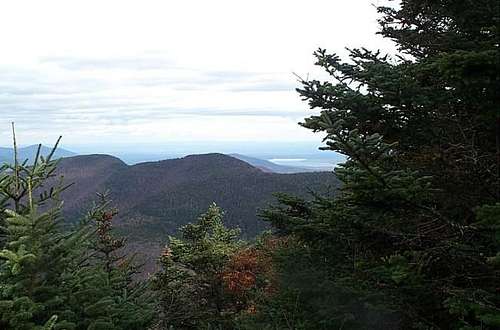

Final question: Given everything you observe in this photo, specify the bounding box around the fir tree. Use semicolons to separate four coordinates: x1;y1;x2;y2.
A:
252;0;500;328
154;203;241;329
61;193;155;330
0;127;154;329
0;128;87;329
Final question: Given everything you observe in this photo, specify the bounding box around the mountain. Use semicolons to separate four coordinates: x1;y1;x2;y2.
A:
0;145;76;164
229;153;316;173
54;153;339;271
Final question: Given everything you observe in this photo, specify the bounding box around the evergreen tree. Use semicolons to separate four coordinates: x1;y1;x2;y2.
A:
0;128;154;329
154;203;241;329
60;193;155;330
253;0;500;328
0;132;87;329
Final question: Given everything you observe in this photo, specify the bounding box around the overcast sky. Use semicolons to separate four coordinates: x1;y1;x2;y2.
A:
0;0;394;151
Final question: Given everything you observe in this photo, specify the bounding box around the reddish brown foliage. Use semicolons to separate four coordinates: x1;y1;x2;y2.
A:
223;248;261;296
222;236;291;311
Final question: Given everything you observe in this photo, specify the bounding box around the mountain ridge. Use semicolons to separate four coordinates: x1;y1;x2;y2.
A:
53;153;338;270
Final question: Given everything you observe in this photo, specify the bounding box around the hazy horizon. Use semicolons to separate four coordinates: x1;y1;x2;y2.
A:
0;139;345;169
0;0;394;148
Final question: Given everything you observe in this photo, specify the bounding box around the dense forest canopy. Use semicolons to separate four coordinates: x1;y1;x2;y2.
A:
1;0;499;329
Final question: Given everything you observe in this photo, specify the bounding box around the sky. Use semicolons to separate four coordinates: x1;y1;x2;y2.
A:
0;0;394;153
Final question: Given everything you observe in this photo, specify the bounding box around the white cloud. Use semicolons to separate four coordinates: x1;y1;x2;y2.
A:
0;0;395;149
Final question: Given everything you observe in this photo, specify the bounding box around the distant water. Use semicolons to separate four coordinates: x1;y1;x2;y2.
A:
269;158;307;162
269;157;340;171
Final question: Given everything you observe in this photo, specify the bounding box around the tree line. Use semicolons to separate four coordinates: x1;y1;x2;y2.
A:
1;0;499;328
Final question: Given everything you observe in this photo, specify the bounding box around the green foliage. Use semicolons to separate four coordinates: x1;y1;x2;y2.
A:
154;203;241;329
0;131;154;329
249;0;500;329
237;237;399;330
0;137;84;329
60;193;155;330
2;0;499;328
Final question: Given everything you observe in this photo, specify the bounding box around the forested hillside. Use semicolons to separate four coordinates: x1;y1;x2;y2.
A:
55;153;337;239
0;0;499;329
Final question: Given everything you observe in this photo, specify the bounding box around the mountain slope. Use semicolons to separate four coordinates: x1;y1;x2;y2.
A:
54;153;338;269
53;154;128;211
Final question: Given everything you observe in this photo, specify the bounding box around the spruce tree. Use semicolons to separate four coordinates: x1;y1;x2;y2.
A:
0;128;154;329
255;0;500;328
61;193;155;330
0;131;86;329
154;203;241;329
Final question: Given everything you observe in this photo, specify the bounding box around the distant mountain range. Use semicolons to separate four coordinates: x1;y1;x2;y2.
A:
51;153;339;271
0;144;334;174
0;145;76;164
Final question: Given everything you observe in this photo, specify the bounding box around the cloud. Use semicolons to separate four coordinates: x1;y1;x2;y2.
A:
0;0;395;147
230;81;298;92
40;55;177;71
0;55;303;111
0;56;312;147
